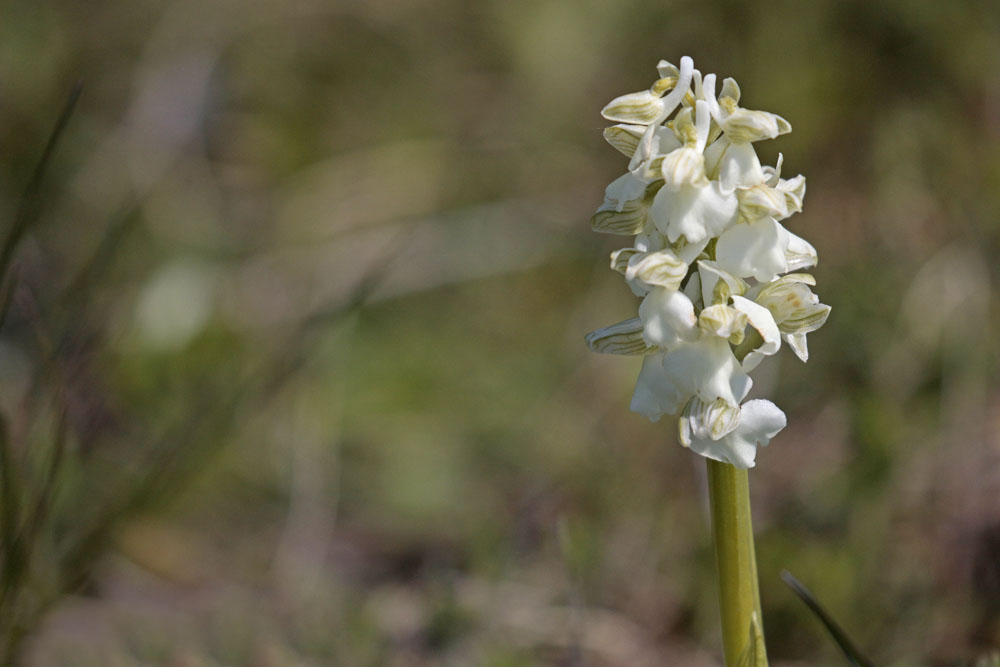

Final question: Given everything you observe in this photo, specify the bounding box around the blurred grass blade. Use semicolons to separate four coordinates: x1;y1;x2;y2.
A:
0;270;16;330
0;416;26;605
781;570;875;667
22;407;69;547
0;82;83;278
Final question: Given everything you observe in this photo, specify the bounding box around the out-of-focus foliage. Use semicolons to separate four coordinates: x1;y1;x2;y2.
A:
0;0;999;664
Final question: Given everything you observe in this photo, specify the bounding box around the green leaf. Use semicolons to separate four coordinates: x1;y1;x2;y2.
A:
781;570;874;667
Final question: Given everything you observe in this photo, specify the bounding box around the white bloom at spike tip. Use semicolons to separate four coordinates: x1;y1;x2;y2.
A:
585;56;829;469
702;73;791;190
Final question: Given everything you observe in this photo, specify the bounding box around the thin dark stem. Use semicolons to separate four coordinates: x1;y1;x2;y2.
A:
0;82;83;279
781;570;875;667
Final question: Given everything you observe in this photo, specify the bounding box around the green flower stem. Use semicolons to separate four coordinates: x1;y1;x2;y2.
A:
707;458;767;666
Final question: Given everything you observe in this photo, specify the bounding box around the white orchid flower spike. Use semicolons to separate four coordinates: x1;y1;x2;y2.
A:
586;57;829;469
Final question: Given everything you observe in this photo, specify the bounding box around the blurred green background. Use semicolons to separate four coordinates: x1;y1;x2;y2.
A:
1;0;999;665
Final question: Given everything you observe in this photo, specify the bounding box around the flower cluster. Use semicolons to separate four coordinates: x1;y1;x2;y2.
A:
585;57;830;469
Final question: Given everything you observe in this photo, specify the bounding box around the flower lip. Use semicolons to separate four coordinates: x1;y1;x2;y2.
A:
684;399;787;469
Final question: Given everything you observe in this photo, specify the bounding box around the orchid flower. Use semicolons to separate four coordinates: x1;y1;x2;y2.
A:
585;56;829;470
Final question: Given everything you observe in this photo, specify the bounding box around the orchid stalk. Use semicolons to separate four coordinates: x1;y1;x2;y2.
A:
586;57;829;665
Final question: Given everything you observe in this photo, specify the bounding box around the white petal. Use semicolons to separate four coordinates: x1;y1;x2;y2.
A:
702;73;722;122
763;153;783;187
648;186;671;238
660;147;707;188
721;108;791;143
738;400;787;444
602;90;665;124
657;55;694;121
731;295;782;371
678;396;740;446
730;372;753;404
626;249;688;291
699;304;748;341
652;181;737;244
635;236;667;252
656;60;679;79
625;280;648;298
650;76;676;97
634;232;665;253
686;399;786;469
731;399;786;452
686;428;757;469
633;121;684;169
785;332;809;362
782;302;830;334
682;272;702;306
639;288;698;347
703;135;730;181
593;174;660;235
715;218;790;282
738;184;789;223
694;99;711;152
662;337;748;406
696;181;740;237
603;124;645;157
603;172;648;212
716;142;765;190
748;273;815;302
738;348;768;373
785;230;818;271
720;77;741;104
629;123;659;168
630;353;686;421
660;188;709;243
756;279;830;334
591;199;649;235
654;126;682;154
777;174;806;213
585;317;653;355
671;236;711;264
698;260;749;306
610;247;641;275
